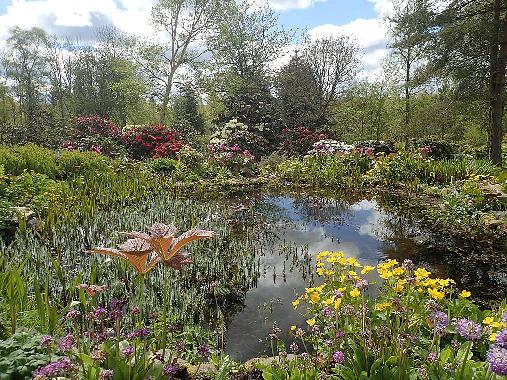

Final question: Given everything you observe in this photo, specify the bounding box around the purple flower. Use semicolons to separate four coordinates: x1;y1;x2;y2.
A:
128;327;151;339
325;339;333;347
66;309;81;320
502;312;507;323
131;306;141;315
33;358;74;379
332;351;345;364
289;342;299;353
40;335;53;349
496;330;507;349
109;308;123;320
355;279;369;291
197;343;211;359
487;345;507;376
99;369;114;380
454;318;483;342
175;341;185;353
427;352;439;363
335;330;345;339
93;306;107;320
322;306;334;317
163;363;178;376
312;325;321;334
57;334;75;352
122;345;134;358
430;311;449;333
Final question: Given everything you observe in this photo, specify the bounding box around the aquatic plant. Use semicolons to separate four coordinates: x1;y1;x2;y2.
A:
89;223;215;274
266;251;507;379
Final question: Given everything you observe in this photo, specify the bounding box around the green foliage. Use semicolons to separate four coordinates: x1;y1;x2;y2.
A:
57;150;112;179
149;157;181;174
0;332;53;379
0;144;60;177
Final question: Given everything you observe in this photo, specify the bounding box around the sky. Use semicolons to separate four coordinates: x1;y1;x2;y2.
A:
0;0;394;78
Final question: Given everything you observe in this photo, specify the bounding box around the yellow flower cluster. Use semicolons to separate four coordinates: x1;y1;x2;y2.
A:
293;252;471;320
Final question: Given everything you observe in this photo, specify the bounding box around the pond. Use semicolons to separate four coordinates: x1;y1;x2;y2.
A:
3;190;506;362
222;192;507;361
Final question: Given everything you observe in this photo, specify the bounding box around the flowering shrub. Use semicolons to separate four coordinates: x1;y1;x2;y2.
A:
281;126;329;156
268;251;507;379
354;140;395;155
210;119;270;158
123;125;184;160
66;116;125;157
307;139;354;156
207;143;256;175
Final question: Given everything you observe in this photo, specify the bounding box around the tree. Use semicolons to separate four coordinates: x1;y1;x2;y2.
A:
301;36;360;128
3;27;50;131
208;0;291;78
170;84;205;143
387;0;432;139
143;0;224;124
425;0;507;165
276;53;324;130
206;0;291;152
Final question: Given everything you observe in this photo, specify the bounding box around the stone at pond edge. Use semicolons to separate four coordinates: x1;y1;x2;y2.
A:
176;358;217;376
243;354;297;370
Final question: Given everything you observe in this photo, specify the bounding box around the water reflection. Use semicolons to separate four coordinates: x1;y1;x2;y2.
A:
224;193;506;361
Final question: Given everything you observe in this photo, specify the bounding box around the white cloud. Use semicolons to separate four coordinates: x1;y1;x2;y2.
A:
307;18;388;79
0;0;154;44
368;0;394;17
308;18;387;49
267;0;327;11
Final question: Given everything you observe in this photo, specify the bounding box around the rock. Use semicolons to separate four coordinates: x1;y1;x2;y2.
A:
9;206;36;223
9;206;43;232
176;358;217;376
243;354;297;370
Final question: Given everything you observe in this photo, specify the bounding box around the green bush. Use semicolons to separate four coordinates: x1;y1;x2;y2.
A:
149;158;181;174
0;332;54;380
57;150;112;179
0;144;60;177
5;171;57;211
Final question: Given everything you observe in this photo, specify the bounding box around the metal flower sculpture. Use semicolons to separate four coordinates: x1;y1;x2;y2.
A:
89;223;214;274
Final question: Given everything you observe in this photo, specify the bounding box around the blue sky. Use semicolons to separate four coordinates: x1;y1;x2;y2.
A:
278;0;378;31
0;0;391;76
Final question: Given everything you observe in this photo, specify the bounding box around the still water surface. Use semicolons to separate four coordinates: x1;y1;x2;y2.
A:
223;194;506;361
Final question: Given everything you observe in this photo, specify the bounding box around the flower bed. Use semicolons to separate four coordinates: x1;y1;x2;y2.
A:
263;251;507;378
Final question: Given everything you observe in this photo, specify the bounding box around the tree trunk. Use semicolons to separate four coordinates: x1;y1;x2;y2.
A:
159;69;176;125
404;55;411;144
489;0;507;166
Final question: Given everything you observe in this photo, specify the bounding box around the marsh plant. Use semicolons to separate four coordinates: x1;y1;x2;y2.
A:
262;252;507;379
32;223;215;379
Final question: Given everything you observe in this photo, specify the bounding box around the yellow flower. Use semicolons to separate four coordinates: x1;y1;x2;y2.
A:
291;325;297;331
392;267;405;277
361;265;375;274
350;288;360;298
306;318;316;327
375;302;392;311
324;297;334;305
490;333;497;342
491;322;504;328
483;316;495;325
334;298;342;310
459;290;471;298
415;268;431;280
292;299;300;309
310;292;320;303
378;270;393;279
428;288;444;301
394;279;407;293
